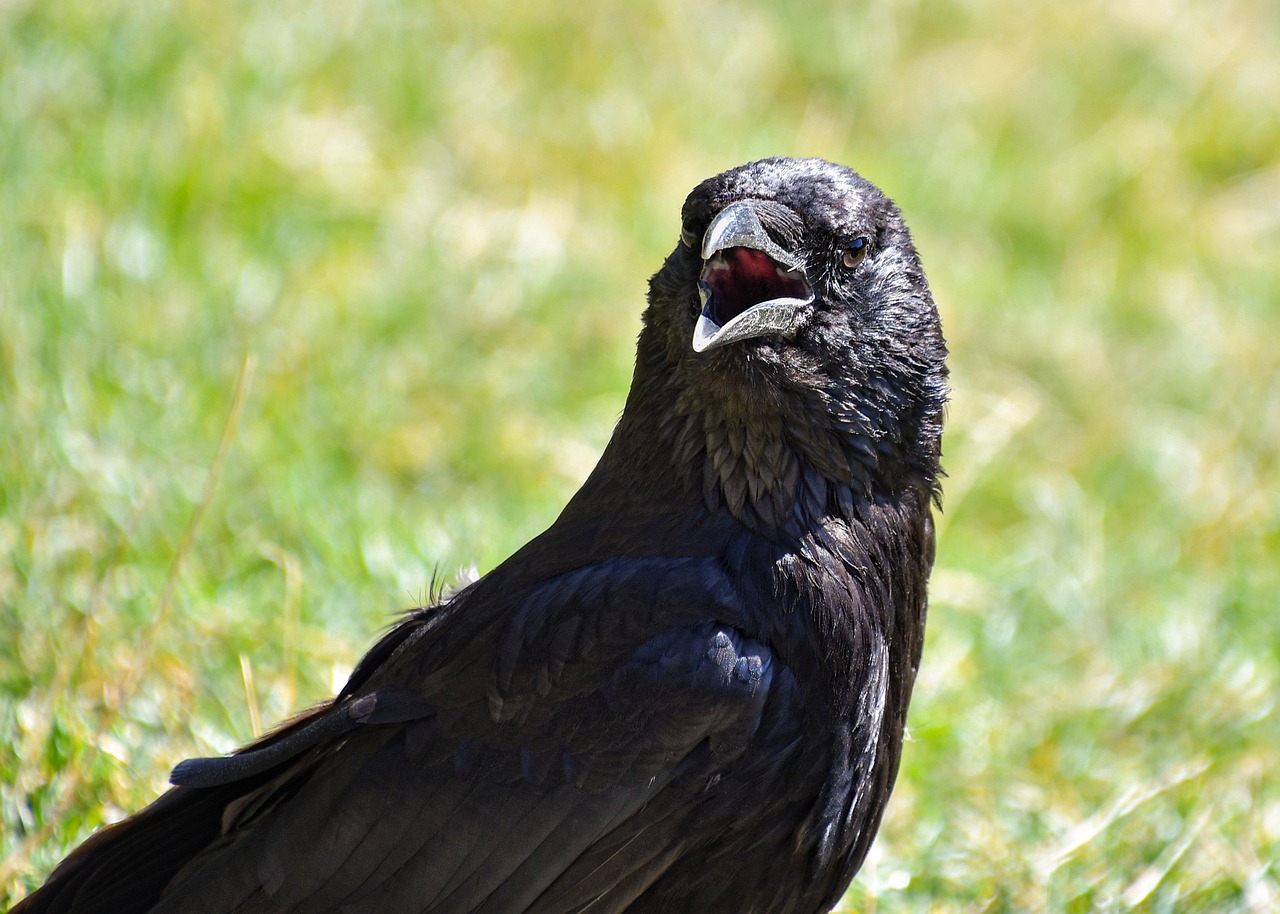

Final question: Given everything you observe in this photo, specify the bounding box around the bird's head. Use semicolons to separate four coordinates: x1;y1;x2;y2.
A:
626;157;947;526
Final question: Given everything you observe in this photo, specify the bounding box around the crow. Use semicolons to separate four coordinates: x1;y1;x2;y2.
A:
15;156;947;914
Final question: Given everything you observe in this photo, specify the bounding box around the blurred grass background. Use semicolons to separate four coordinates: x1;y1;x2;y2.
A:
2;0;1278;909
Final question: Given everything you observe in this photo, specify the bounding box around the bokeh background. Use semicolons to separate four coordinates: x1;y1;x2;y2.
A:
3;0;1278;909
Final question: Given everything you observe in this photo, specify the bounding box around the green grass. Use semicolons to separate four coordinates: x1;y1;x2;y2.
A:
3;0;1278;909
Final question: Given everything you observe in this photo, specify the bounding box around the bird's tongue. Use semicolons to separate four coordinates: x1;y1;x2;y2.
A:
701;247;810;327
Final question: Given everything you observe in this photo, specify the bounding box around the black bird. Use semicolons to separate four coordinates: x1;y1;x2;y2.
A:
16;157;947;914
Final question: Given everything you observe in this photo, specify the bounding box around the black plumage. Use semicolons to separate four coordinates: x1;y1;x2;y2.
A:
15;156;948;914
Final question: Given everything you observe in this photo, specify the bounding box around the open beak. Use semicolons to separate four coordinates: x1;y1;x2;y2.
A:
692;200;814;353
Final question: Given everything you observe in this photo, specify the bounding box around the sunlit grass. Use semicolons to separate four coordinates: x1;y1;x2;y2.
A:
3;0;1278;908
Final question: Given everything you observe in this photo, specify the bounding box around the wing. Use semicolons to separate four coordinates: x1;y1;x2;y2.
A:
18;556;805;914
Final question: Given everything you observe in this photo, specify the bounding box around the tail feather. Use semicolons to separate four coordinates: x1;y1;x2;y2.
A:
13;782;249;914
13;702;347;914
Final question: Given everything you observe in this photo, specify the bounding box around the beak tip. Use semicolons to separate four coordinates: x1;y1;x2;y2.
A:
691;313;721;352
700;200;763;260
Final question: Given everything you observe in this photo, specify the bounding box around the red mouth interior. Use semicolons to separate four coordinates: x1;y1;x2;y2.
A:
701;248;810;326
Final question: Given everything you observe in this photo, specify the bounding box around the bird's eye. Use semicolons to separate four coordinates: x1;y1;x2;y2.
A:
842;237;869;269
680;225;699;249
